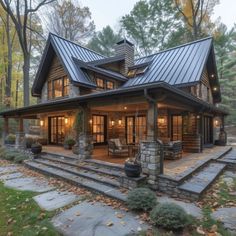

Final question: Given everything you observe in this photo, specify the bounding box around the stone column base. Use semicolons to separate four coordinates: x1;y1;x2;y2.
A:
140;140;163;190
15;132;25;149
72;133;93;161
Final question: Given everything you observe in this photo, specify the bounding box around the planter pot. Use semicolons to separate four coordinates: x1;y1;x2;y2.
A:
31;146;42;154
124;162;141;177
64;144;72;150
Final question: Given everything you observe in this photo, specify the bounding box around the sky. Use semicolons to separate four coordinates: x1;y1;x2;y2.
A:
81;0;236;32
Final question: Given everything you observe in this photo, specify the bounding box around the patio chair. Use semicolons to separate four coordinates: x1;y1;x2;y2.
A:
163;140;182;160
108;138;129;157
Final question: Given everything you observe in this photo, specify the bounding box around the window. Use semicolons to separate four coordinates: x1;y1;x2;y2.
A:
96;78;104;89
127;66;148;78
96;78;114;90
106;81;114;90
48;76;69;99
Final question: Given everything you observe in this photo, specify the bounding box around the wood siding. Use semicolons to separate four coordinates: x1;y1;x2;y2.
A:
40;55;80;102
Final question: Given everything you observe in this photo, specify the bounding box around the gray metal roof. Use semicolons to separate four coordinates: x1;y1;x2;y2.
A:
123;37;213;88
50;33;105;87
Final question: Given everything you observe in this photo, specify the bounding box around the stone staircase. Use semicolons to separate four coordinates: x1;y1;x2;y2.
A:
25;153;128;202
158;146;234;200
178;162;227;199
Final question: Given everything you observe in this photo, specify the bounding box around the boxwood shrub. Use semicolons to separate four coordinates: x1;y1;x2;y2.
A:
127;187;157;211
150;202;189;230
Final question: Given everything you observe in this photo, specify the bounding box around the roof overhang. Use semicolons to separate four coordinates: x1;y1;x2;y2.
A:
0;82;228;118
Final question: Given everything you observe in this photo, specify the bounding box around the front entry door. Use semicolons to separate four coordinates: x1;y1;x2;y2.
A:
49;116;65;145
171;115;182;141
126;116;146;144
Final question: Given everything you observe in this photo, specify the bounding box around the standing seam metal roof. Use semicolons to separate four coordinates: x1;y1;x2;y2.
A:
123;37;212;88
50;33;105;87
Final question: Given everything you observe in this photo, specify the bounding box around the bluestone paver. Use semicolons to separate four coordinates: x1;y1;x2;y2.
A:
212;207;236;233
4;177;55;192
52;202;148;236
33;190;80;211
0;172;24;180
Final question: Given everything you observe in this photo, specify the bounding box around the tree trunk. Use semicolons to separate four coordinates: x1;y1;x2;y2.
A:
5;11;12;107
23;53;30;106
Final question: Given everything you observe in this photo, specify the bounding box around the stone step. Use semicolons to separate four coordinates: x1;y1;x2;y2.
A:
42;152;78;162
40;155;124;178
178;162;226;196
84;159;124;171
34;159;121;188
25;161;127;202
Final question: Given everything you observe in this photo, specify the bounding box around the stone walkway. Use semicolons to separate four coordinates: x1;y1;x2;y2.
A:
1;162;236;235
0;163;147;236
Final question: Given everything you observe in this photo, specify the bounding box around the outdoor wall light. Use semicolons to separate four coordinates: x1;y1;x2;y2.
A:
124;106;127;110
197;115;200;119
118;119;122;125
158;117;165;124
211;74;214;78
89;119;92;124
40;120;44;127
215;119;219;126
111;120;115;126
65;117;69;125
213;87;218;91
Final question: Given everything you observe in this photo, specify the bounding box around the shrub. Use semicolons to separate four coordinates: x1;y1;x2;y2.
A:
150;202;189;230
4;151;19;161
25;137;34;148
5;134;16;143
0;147;6;159
64;138;76;146
127;188;157;211
14;154;28;163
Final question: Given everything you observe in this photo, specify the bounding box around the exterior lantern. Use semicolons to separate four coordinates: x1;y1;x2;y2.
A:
65;117;69;125
40;120;44;127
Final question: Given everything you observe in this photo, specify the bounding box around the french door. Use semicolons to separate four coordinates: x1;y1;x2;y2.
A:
126;116;146;144
49;116;65;145
171;115;182;141
203;116;213;144
92;115;107;144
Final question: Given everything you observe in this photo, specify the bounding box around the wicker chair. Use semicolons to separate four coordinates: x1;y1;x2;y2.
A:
163;141;182;160
108;139;129;157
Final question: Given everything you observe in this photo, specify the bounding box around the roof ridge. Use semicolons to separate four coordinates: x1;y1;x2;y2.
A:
49;32;106;58
136;36;213;61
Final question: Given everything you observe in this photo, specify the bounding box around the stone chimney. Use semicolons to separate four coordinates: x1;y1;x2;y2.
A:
115;39;134;75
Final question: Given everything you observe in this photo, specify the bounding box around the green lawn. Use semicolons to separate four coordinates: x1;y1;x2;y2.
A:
0;182;60;236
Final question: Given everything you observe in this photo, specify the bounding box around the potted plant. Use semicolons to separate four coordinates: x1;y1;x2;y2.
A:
31;142;42;154
25;137;34;148
64;138;76;150
5;134;16;145
124;156;141;178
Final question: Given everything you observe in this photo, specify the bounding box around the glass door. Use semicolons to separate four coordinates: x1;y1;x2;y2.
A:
204;116;213;144
171;115;182;141
126;116;146;144
92;115;106;144
49;116;65;145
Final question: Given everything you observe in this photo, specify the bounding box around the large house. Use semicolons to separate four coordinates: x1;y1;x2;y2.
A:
1;33;227;162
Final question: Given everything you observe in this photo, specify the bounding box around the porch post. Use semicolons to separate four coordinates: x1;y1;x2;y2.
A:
147;101;157;141
74;104;93;161
140;100;163;190
15;117;25;149
2;117;9;145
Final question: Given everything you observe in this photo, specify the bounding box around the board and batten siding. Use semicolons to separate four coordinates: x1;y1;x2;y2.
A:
40;55;80;103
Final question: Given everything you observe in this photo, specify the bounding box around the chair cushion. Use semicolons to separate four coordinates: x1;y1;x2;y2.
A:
110;138;122;150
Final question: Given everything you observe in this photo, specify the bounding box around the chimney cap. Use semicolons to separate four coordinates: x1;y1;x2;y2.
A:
116;38;134;47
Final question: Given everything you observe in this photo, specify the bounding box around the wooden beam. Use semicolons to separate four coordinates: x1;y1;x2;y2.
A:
147;101;158;141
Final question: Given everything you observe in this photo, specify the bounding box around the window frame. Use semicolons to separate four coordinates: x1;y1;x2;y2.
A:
47;76;69;100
